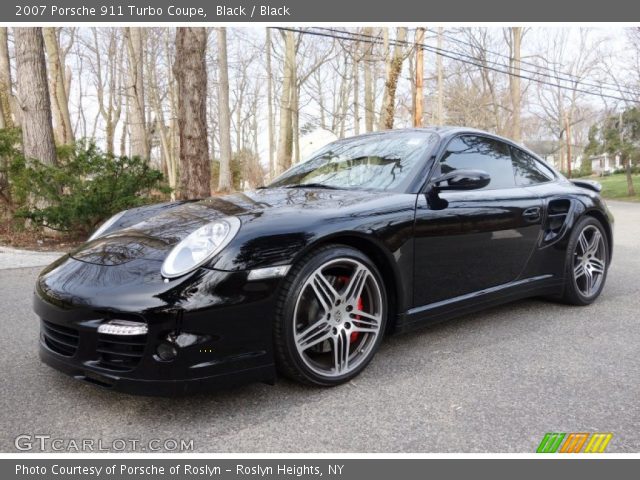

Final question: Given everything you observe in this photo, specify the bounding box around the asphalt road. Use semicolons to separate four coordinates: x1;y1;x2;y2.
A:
1;201;638;453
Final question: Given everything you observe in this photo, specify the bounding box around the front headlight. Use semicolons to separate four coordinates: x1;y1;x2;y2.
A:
88;210;127;241
161;216;241;278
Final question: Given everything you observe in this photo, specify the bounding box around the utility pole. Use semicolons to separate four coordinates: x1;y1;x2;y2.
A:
414;27;425;127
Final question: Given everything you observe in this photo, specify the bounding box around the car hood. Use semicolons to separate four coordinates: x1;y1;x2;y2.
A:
70;187;390;266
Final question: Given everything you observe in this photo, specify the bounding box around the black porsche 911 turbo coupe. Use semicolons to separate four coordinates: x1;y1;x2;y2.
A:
35;127;613;395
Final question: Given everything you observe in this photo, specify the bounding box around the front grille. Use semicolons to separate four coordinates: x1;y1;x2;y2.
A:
41;320;79;357
96;333;147;371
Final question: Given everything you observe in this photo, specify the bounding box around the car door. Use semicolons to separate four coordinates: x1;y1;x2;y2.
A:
413;134;543;308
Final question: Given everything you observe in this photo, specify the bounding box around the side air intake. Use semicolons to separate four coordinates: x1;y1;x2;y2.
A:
543;199;572;243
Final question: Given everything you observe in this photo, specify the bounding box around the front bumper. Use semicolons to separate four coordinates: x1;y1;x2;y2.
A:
39;345;275;396
34;256;280;396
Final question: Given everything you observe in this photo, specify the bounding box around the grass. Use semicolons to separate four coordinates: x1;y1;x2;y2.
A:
574;173;640;202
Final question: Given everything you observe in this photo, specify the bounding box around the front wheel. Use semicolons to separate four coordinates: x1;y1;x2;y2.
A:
561;216;609;305
274;245;387;386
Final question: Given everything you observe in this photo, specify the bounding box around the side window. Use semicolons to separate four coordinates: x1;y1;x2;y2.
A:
440;135;515;190
511;147;555;186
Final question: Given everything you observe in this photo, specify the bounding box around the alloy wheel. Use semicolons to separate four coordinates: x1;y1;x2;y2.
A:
573;224;606;298
292;258;384;378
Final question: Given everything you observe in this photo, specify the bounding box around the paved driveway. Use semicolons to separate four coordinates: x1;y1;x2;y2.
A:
1;201;638;452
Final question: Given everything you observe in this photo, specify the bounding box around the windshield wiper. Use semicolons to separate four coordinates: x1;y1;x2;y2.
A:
285;183;341;190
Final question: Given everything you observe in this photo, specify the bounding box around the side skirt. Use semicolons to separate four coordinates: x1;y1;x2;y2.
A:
394;275;562;334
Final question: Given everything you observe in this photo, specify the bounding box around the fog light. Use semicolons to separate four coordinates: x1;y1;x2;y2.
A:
97;319;148;336
156;343;178;361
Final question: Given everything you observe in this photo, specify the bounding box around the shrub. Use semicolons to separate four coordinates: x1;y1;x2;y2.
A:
10;141;170;235
577;162;592;177
210;156;243;190
0;128;21;212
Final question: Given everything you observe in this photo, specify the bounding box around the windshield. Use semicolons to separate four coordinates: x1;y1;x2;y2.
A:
268;131;438;191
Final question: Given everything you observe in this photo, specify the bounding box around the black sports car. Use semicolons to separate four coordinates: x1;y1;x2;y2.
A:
35;127;613;395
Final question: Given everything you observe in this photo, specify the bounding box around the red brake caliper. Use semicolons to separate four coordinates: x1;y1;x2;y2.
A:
339;275;362;344
351;297;363;343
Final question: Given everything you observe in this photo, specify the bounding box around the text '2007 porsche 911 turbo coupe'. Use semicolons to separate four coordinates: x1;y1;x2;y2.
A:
35;127;613;395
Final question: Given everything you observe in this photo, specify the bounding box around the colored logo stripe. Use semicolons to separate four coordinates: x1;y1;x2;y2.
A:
537;433;566;453
559;433;589;453
584;433;613;453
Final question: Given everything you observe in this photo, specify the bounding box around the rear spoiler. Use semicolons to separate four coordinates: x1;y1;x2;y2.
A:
570;179;602;193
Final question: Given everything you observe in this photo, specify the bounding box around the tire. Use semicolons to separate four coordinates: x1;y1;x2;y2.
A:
560;216;609;306
274;244;388;386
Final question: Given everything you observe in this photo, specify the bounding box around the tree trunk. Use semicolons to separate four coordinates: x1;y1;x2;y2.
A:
626;158;636;196
275;30;295;175
0;28;14;128
216;28;233;193
317;71;326;130
565;112;572;178
414;28;425;127
93;29;122;155
266;28;275;178
14;27;57;166
174;27;210;199
379;27;407;130
292;63;299;164
42;27;74;145
148;33;177;198
509;27;523;142
163;29;178;199
337;59;350;138
363;27;375;132
124;27;149;159
436;27;444;125
353;39;360;135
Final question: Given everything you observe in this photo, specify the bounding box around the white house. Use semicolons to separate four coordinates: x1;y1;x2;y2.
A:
590;153;622;175
298;129;338;162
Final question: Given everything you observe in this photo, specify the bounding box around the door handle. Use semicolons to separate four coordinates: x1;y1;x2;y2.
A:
522;207;541;221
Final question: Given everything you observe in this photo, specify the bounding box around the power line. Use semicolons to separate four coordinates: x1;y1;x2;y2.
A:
273;27;636;104
423;27;640;99
315;27;640;100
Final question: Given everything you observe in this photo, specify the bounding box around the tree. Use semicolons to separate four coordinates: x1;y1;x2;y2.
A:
147;27;178;198
174;27;210;199
216;27;233;193
435;27;444;125
413;27;425;127
275;30;295;174
0;28;15;128
43;27;74;145
508;27;523;142
14;27;57;166
536;29;602;173
265;28;275;177
363;27;376;132
124;27;149;159
89;28;123;155
379;27;407;130
586;108;640;196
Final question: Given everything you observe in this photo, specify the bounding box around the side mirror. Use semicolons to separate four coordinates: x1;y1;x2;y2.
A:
432;169;490;191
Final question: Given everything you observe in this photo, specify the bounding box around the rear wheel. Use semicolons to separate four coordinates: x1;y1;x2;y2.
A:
274;245;387;386
561;216;609;305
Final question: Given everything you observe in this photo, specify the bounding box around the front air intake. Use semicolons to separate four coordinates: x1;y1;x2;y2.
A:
41;320;80;357
96;332;147;371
